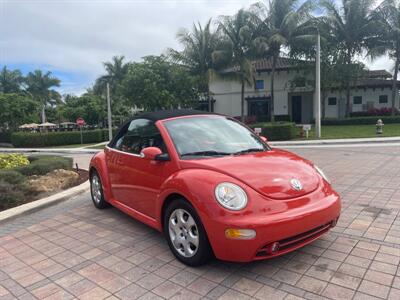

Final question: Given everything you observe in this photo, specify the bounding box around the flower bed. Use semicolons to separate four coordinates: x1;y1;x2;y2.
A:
0;154;88;211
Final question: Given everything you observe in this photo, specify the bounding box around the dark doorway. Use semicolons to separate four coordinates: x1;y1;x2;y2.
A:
291;96;302;123
247;97;270;122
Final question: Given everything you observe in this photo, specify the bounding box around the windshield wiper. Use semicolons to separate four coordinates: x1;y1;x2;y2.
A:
181;150;231;157
234;148;265;155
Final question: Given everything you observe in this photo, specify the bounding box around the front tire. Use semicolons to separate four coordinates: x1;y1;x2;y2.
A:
163;198;212;266
90;171;109;209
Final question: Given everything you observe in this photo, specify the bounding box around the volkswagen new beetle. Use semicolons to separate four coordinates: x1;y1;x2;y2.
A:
90;110;341;266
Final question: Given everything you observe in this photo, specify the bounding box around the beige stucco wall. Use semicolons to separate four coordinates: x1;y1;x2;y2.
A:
210;69;314;117
323;86;399;118
211;70;399;119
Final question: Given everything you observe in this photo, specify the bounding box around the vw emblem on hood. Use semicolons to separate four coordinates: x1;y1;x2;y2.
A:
290;178;302;191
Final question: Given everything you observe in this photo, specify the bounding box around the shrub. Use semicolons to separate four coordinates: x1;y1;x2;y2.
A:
16;156;72;176
250;122;297;141
10;129;107;147
0;180;26;210
0;169;26;185
0;153;30;169
350;107;399;117
322;116;400;125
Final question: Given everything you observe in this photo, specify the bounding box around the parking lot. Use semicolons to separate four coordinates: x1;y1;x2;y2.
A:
1;145;399;299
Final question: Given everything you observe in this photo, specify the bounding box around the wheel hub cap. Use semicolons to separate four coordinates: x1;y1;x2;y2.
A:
91;175;101;204
168;208;199;258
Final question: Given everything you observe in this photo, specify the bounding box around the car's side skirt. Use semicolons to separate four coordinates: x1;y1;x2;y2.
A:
107;198;162;231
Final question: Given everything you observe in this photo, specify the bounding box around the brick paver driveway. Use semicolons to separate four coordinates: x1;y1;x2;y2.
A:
1;145;400;300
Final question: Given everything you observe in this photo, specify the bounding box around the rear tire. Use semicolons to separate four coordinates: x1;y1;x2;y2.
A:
90;171;110;209
163;198;212;266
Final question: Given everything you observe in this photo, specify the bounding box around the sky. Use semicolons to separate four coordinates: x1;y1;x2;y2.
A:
0;0;392;95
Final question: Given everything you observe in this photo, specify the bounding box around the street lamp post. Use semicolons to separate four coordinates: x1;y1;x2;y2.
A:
315;30;321;139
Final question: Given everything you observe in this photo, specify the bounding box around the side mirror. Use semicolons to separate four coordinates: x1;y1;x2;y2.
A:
260;136;268;142
140;147;162;160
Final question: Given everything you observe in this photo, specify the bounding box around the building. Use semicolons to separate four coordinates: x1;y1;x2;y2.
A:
210;58;400;123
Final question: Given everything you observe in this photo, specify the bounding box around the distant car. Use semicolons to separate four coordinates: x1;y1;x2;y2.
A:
89;110;341;266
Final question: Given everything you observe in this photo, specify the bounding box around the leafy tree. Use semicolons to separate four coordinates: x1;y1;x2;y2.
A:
0;66;24;93
121;56;199;111
0;93;39;129
289;21;365;119
214;9;258;122
321;0;376;117
57;93;106;125
94;55;129;96
369;0;400;115
168;19;220;111
251;0;314;122
24;70;61;123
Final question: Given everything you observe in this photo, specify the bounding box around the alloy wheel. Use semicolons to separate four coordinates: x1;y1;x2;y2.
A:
168;208;199;258
91;174;102;204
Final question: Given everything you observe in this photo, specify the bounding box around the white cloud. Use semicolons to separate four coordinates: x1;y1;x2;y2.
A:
0;0;395;94
1;0;256;94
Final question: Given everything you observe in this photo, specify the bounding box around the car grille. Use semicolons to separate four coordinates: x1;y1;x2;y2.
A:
255;220;335;258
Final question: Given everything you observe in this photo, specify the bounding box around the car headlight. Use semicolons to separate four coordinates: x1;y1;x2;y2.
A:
215;182;248;210
314;165;330;184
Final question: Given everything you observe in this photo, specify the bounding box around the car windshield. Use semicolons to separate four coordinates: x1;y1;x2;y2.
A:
163;116;269;159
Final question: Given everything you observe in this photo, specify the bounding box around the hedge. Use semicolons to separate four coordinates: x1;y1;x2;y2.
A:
322;116;400;126
0;131;11;143
10;129;110;147
250;122;297;141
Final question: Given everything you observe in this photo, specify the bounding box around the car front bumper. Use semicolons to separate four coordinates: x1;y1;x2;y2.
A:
199;184;341;263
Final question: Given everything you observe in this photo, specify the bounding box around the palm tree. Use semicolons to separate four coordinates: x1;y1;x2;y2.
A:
0;66;23;93
94;55;129;96
321;0;376;117
25;70;60;123
251;0;314;122
370;0;400;115
214;9;258;122
168;19;220;112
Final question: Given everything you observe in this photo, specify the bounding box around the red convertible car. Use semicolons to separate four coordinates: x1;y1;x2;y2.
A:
90;110;341;266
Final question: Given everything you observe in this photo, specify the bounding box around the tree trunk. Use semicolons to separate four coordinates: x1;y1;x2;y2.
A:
321;89;326;119
270;55;276;122
391;56;399;116
207;84;212;112
41;104;46;123
241;80;245;122
345;49;352;118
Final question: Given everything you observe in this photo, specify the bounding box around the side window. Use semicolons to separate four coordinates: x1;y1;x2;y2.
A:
114;119;166;154
379;95;388;104
328;97;337;105
353;96;362;105
255;80;264;90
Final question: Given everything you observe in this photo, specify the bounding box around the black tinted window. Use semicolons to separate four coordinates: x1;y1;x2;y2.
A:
114;119;166;154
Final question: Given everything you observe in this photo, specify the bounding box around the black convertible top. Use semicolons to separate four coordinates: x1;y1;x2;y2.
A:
136;109;217;121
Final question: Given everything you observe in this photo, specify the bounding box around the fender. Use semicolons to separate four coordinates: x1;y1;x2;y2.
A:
89;151;113;201
157;168;247;227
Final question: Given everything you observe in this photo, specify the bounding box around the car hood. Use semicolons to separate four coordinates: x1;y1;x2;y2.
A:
179;149;320;200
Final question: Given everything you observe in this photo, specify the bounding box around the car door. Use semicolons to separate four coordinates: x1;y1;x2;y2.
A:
107;118;168;219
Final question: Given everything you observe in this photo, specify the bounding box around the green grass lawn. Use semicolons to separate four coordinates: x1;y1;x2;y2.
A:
297;123;400;140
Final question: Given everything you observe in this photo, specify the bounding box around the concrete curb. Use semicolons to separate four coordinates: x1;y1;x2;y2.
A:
0;180;90;224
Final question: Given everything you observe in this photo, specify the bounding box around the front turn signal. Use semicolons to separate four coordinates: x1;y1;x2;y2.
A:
225;229;256;240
